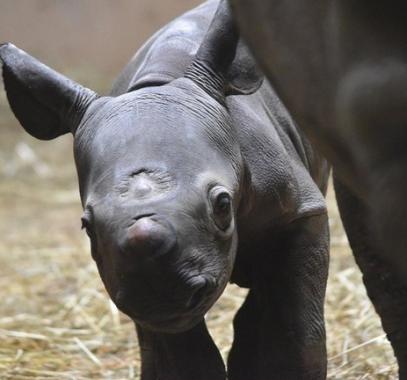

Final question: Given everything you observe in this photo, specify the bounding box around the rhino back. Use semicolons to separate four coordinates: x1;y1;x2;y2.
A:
111;0;217;96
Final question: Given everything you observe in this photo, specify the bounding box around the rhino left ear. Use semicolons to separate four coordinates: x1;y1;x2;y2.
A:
185;0;263;99
0;43;98;140
226;39;263;95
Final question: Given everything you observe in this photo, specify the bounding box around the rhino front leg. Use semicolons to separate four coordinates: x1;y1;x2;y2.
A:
135;320;226;380
334;175;407;379
228;214;329;380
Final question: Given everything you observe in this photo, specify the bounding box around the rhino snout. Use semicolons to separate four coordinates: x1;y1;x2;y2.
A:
122;215;177;259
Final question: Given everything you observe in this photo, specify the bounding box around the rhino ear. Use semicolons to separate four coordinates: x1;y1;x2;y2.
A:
226;39;263;95
185;0;263;100
0;43;98;140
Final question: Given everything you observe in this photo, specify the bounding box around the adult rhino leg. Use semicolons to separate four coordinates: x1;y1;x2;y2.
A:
335;60;407;284
135;320;226;380
228;215;329;380
334;174;407;378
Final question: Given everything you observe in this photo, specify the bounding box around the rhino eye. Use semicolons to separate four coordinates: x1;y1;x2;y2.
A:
81;210;94;238
210;187;232;231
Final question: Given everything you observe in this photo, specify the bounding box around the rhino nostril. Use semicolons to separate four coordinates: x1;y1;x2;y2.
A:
185;276;212;310
125;216;176;258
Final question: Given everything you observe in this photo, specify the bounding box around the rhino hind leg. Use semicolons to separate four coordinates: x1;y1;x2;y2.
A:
135;321;226;380
228;215;329;380
334;174;407;379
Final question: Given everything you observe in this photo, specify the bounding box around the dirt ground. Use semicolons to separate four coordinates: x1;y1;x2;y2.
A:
0;1;399;379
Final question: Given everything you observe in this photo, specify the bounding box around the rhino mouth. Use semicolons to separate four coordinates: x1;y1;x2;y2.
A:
113;273;221;332
117;290;208;333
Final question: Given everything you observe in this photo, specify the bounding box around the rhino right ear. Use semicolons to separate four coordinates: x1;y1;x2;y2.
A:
0;43;98;140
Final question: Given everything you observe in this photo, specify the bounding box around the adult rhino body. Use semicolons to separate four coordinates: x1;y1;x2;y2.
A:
230;0;407;377
1;1;329;378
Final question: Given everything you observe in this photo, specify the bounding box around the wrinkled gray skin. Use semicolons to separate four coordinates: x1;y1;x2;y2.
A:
0;1;330;379
230;0;407;377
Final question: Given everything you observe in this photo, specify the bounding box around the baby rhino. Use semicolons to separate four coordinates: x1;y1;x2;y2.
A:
0;1;329;379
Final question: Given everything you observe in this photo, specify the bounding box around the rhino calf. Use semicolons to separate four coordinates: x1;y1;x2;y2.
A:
0;1;329;379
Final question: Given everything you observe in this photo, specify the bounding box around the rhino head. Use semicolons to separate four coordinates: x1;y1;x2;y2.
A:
0;1;260;333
